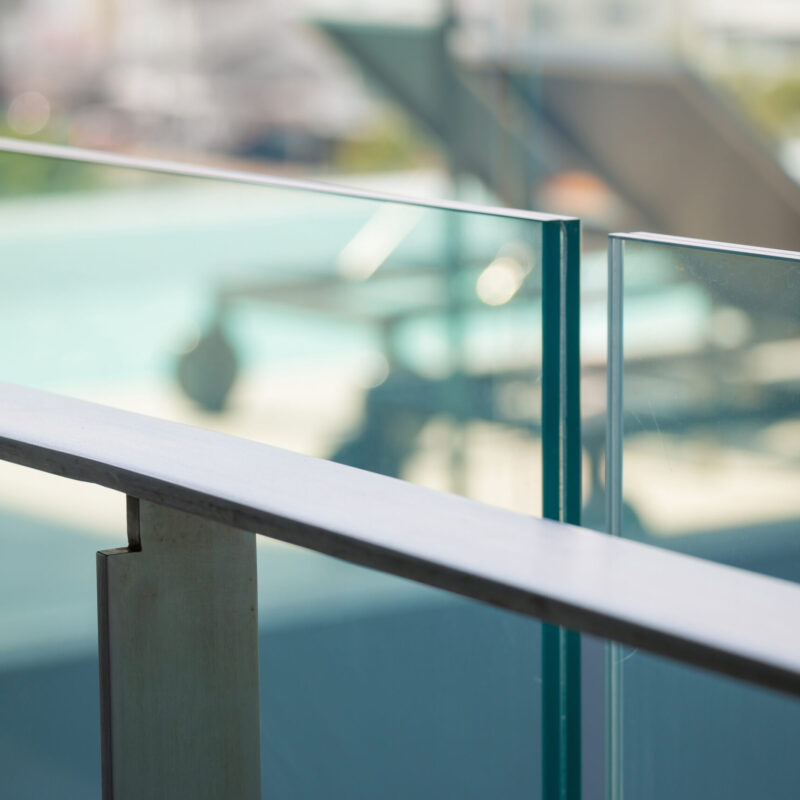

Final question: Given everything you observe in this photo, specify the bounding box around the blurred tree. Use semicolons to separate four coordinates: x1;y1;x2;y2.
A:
723;72;800;138
332;111;439;174
0;126;100;196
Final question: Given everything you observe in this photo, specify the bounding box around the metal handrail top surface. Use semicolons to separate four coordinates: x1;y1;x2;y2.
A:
1;381;799;698
610;231;800;263
0;137;576;224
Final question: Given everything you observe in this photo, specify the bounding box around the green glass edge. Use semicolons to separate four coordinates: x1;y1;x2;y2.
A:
542;219;582;800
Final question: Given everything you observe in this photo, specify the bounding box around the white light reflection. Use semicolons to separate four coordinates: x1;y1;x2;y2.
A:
7;91;50;136
337;204;424;281
357;351;391;388
476;242;533;306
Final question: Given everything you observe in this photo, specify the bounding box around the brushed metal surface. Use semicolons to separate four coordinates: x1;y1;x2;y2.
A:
97;499;260;800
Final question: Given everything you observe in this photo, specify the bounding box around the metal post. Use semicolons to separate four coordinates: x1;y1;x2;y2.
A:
97;497;261;800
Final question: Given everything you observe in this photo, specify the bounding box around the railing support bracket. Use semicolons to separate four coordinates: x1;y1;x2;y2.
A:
97;497;261;800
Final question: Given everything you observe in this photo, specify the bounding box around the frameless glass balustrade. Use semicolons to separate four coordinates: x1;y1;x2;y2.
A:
0;139;579;799
608;232;800;800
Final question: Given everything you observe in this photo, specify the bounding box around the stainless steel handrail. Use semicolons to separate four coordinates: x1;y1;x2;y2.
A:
1;380;799;697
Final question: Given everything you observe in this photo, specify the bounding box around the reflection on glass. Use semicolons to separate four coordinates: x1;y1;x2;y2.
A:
0;150;552;507
616;235;800;799
613;640;800;800
0;147;560;798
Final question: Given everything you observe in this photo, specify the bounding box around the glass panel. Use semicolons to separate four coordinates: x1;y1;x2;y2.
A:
604;631;800;800
0;145;570;798
613;234;800;799
257;551;542;799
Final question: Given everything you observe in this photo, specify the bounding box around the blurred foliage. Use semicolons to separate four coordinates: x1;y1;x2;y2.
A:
0;124;101;197
722;73;800;138
332;111;439;173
